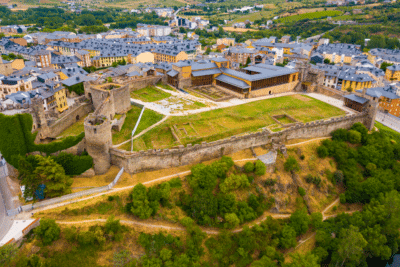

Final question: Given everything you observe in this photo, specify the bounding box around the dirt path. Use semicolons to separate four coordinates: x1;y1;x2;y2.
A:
55;197;349;236
286;137;331;148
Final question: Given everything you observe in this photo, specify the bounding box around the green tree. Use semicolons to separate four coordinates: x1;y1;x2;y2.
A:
34;218;61;245
310;212;323;229
34;156;72;198
219;174;250;193
284;156;300;173
0;243;18;265
254;160;266;176
204;47;212;55
323;58;330;64
129;183;153;219
380;61;393;71
280;225;297;249
290;209;310;235
224;213;240;229
336;226;367;266
284;252;319;267
348;130;361;144
245;56;251;67
316;146;329;158
250;256;277;267
243;162;254;173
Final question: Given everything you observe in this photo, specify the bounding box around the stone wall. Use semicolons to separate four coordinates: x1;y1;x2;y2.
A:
249;81;299;98
129;76;164;91
110;112;367;174
315;85;347;100
111;85;131;114
47;103;93;138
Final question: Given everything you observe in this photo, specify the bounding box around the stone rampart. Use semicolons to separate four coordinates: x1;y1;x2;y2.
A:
129;76;163;91
249;81;299;98
110;112;366;174
47;103;93;138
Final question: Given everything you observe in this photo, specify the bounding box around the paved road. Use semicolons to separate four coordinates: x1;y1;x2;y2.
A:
0;165;14;243
376;112;400;133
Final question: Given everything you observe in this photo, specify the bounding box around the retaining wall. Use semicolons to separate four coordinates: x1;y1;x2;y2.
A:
110;113;367;174
47;103;93;138
129;76;163;91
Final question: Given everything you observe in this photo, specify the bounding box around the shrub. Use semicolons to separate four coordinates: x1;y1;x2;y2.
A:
305;174;321;187
310;212;323;229
298;187;306;196
219;174;250;193
254;160;266;176
247;175;255;184
224;213;240;229
331;128;348;142
340;193;346;203
317;146;329;158
51;152;93;176
334;170;344;184
34;218;61;245
348;130;361;144
168;177;182;188
264;179;277;186
300;155;305;160
243;162;255;173
290;209;310;235
284;156;300;173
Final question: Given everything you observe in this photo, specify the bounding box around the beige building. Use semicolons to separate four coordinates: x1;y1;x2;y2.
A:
217;38;235;47
0;77;33;99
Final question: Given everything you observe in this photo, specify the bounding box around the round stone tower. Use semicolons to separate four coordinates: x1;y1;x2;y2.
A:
84;114;112;174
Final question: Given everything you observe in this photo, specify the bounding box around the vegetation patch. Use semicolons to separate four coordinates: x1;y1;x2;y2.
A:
128;95;345;151
130;86;171;102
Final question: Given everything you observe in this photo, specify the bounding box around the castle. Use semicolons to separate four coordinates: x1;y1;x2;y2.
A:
29;65;378;175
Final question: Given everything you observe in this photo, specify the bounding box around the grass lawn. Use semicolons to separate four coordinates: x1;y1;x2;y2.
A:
130;86;171;102
112;106;164;145
375;121;400;143
57;115;87;137
124;95;346;151
156;82;175;91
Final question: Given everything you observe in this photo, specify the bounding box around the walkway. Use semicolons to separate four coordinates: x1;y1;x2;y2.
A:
0;165;14;243
376;112;400;133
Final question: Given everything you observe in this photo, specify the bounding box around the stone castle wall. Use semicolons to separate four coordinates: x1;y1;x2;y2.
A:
110;112;367;174
129;76;164;91
249;81;300;98
47;103;93;138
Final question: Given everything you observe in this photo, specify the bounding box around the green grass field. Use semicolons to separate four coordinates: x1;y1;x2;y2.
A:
130;86;171;102
57;115;87;138
112;106;164;145
375;121;400;143
121;95;346;151
156;83;175;91
277;10;342;23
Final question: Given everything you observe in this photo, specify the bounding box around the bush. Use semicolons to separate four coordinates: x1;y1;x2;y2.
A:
339;193;346;203
310;212;323;229
254;160;266;176
305;174;321;187
298;187;306;196
224;213;240;229
290;209;310;235
331;128;348;142
264;179;277;186
334;170;344;184
317;146;329;158
348;130;361;144
34;218;61;245
219;174;250;193
244;162;255;173
284;156;300;173
51;152;93;176
300;155;305;160
168;177;182;188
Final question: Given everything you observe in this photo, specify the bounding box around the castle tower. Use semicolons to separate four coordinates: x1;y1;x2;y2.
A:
84;114;112;174
365;97;379;131
30;97;50;139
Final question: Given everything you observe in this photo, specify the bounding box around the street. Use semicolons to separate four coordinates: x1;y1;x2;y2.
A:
0;164;14;243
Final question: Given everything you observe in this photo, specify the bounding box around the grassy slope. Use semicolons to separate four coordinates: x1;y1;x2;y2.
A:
112;106;164;145
126;95;345;151
375;121;400;143
130;86;171;102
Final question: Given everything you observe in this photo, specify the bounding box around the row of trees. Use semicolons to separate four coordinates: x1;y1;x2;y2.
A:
0;6;166;31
